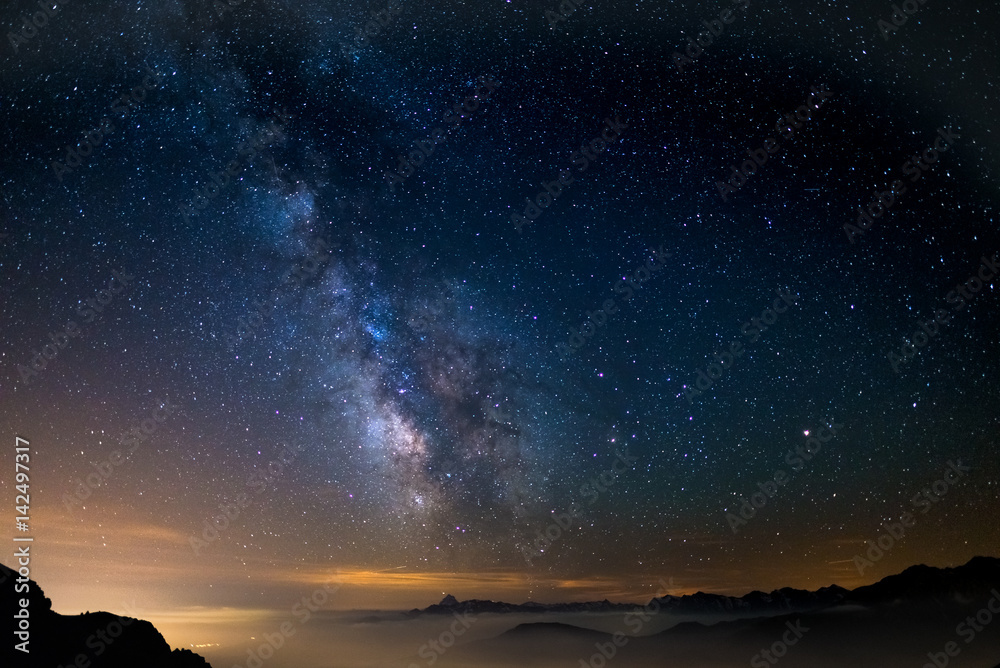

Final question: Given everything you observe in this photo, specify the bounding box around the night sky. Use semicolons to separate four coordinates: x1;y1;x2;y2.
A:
1;0;999;642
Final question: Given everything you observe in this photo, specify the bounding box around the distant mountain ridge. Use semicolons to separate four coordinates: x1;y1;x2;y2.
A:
413;596;643;615
445;557;1000;668
413;555;1000;617
1;562;211;668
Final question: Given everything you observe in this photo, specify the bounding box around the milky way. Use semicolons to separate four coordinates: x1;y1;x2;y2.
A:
1;0;998;607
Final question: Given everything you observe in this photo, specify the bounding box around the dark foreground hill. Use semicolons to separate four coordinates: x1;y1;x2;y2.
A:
2;562;211;668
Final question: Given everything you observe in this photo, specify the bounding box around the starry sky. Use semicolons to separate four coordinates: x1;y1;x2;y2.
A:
1;0;999;638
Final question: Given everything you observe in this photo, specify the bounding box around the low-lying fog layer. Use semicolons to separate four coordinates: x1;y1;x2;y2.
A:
156;602;1000;668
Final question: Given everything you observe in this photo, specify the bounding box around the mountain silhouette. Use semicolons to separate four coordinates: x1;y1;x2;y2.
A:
847;556;1000;605
2;562;211;668
503;621;609;639
413;594;640;615
438;556;1000;668
413;555;1000;618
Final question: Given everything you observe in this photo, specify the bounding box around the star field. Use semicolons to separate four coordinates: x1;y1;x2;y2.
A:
0;0;998;621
